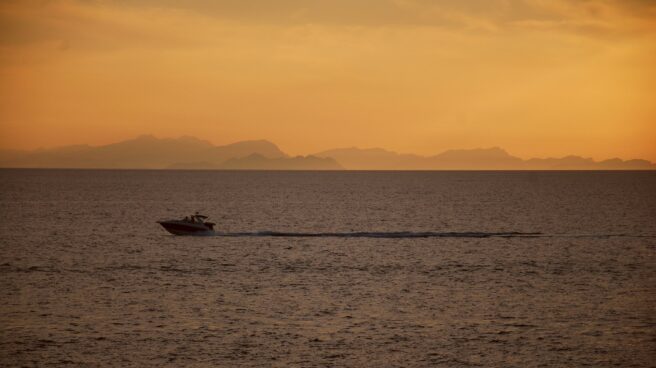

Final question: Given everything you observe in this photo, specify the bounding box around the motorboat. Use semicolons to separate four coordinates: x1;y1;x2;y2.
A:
157;213;216;235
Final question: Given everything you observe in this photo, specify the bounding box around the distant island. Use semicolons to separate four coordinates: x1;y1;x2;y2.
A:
0;135;654;170
313;147;656;170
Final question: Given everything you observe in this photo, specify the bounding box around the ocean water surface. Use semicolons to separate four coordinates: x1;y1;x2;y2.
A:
1;170;655;367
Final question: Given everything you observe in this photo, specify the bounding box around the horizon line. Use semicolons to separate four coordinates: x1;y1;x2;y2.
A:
1;167;655;172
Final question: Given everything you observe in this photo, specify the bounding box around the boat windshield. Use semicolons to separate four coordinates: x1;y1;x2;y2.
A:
191;215;208;223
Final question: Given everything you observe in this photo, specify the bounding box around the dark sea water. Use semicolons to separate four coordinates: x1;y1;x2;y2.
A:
1;169;655;367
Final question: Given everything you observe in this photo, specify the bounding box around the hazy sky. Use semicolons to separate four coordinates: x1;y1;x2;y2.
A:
1;0;655;160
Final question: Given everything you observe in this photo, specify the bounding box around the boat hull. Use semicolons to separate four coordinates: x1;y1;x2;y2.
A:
157;221;215;236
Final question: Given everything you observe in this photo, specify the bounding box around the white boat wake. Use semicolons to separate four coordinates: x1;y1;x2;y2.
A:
207;231;655;239
212;231;543;238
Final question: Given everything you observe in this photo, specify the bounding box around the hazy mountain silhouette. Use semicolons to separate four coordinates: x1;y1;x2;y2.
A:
166;154;342;170
219;154;342;170
315;146;655;170
430;147;524;169
315;147;524;169
0;135;289;169
314;147;422;170
1;135;653;170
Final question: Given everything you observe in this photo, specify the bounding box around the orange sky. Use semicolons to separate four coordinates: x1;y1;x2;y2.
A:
1;0;655;160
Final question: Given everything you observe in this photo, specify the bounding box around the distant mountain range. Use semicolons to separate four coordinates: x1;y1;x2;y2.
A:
313;147;656;170
0;135;653;170
0;135;341;170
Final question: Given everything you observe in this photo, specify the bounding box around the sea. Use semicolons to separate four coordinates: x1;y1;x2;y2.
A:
1;169;655;367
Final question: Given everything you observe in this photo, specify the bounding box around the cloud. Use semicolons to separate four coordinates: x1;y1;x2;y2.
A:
121;0;656;34
2;0;654;45
509;0;656;35
0;0;653;67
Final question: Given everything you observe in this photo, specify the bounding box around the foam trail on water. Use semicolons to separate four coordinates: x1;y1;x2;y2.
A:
210;231;656;239
214;231;543;239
